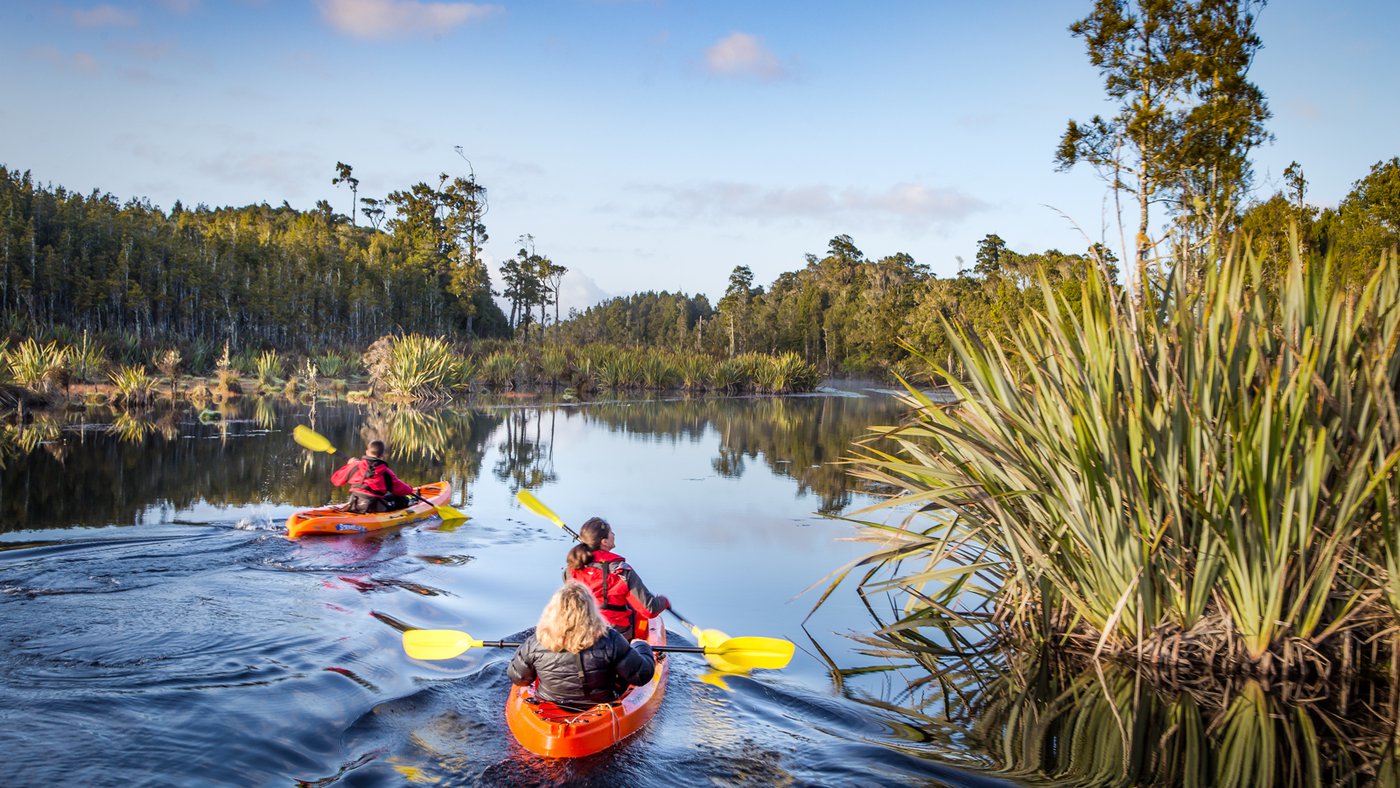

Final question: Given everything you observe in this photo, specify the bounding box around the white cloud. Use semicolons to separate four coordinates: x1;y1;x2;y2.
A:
704;32;785;80
317;0;501;40
67;4;138;27
647;181;988;228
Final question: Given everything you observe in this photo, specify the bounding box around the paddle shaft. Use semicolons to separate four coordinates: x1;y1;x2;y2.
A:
470;640;723;656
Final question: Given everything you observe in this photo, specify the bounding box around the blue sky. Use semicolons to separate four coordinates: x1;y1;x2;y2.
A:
2;1;1396;315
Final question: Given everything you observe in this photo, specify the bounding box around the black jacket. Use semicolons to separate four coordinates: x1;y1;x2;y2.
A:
507;629;655;705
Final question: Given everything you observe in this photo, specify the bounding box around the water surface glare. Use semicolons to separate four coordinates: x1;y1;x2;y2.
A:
0;391;1004;786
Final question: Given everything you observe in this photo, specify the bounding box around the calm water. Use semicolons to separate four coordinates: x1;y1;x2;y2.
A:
0;388;1012;787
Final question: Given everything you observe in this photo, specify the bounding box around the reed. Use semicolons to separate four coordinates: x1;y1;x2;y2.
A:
835;243;1400;677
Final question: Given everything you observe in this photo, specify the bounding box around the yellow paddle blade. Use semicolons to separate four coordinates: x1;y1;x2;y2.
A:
695;627;744;672
402;629;483;660
705;637;796;670
293;425;336;454
435;508;470;523
515;489;575;536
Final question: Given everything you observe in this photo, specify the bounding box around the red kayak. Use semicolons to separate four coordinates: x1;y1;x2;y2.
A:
284;481;452;539
505;617;669;757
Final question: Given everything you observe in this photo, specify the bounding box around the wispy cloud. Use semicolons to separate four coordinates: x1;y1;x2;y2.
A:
646;181;988;228
65;4;138;27
29;46;101;74
317;0;501;40
704;32;786;80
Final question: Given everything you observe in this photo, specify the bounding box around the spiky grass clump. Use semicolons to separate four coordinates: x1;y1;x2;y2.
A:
757;352;820;394
253;350;283;387
836;244;1400;678
540;347;571;385
109;364;159;406
315;351;351;379
67;332;108;383
378;334;459;399
640;355;677;390
674;352;710;391
481;351;520;391
4;338;68;393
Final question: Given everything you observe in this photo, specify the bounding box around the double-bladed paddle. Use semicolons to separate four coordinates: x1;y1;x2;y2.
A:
513;489;791;672
402;628;795;670
292;425;468;521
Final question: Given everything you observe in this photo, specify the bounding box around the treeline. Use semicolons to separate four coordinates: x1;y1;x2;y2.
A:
553;158;1400;376
3;155;1396;380
0;165;508;352
554;235;1108;376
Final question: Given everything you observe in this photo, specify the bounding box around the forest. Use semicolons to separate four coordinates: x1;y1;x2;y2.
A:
3;155;1396;380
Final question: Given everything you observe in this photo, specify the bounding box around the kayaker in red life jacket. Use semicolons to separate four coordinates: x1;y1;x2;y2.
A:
507;581;655;707
330;439;415;514
565;517;669;639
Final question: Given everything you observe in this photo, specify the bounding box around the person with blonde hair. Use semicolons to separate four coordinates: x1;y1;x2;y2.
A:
507;581;655;706
566;517;669;639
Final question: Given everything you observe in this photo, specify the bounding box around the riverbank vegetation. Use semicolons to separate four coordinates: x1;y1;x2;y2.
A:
837;242;1399;681
5;153;1396;390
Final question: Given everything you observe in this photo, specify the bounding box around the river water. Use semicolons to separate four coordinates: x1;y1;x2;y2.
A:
0;387;1012;787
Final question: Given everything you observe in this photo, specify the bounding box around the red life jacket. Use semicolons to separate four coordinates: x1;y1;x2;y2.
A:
568;550;636;631
342;457;392;497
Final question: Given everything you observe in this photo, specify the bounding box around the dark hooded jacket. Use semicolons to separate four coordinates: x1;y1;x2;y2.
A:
507;628;655;706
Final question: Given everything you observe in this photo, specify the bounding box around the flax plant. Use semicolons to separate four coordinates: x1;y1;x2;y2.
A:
382;335;459;399
482;351;520;390
5;338;68;393
838;243;1400;673
109;364;159;406
253;350;283;386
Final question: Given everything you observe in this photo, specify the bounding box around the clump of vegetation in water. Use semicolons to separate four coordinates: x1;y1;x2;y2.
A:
3;338;69;399
364;334;461;400
832;243;1400;681
109;364;159;406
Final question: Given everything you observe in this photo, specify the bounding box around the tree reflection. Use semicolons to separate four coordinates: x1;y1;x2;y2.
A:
493;408;558;491
0;400;500;531
492;392;907;514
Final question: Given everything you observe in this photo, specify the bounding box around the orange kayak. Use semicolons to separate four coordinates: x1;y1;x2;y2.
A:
505;617;669;758
284;481;452;539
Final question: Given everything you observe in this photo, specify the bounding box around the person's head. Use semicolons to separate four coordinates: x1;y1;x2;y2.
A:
566;517;615;571
366;440;385;458
578;517;612;549
536;581;608;653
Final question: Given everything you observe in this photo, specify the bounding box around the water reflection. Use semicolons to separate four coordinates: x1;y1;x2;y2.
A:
828;609;1400;787
0;390;901;531
0;400;503;531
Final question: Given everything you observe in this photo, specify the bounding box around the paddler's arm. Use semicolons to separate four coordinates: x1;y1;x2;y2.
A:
330;458;359;487
506;640;537;686
619;564;668;618
616;635;654;687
